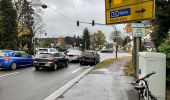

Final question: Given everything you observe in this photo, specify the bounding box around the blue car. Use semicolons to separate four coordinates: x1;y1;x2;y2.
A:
0;51;33;70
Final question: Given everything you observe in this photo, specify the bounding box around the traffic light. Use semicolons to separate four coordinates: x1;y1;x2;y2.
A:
41;4;47;9
45;33;47;36
92;20;95;26
77;20;79;26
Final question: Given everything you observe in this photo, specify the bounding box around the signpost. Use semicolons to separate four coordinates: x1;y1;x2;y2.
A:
132;23;145;37
105;0;155;24
132;23;145;78
105;0;155;78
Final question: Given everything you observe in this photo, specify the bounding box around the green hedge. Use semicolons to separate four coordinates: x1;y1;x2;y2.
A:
158;43;170;86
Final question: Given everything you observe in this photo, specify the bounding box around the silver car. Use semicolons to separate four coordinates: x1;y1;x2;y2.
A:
65;50;82;62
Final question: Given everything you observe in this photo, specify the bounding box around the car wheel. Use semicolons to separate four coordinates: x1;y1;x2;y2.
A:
10;63;17;70
65;61;68;67
80;62;83;66
95;60;97;65
35;66;40;70
98;59;100;63
53;63;58;70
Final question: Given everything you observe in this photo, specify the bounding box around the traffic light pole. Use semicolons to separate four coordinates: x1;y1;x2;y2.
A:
77;20;118;58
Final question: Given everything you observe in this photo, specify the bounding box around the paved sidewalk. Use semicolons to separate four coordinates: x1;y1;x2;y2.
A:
57;59;138;100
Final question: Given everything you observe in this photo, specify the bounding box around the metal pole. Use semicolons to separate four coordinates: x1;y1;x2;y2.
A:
136;37;141;78
85;41;86;50
133;36;142;78
33;37;35;57
133;37;137;78
111;25;118;58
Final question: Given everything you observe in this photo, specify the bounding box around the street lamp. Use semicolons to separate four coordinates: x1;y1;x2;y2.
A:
30;3;47;9
31;3;47;56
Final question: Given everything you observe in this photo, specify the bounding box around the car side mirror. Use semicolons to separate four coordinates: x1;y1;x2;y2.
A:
28;55;32;58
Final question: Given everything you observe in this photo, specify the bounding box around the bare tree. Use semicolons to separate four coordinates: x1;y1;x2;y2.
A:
12;0;45;53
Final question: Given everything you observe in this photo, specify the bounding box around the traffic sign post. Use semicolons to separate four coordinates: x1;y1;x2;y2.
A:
105;0;155;78
132;22;145;78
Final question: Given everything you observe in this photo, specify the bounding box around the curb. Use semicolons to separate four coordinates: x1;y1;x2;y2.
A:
44;66;94;100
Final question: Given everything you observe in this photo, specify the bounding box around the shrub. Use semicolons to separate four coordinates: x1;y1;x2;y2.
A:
158;43;170;87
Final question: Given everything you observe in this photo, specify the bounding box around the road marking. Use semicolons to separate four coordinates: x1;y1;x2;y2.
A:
71;67;83;74
44;67;94;100
0;72;19;78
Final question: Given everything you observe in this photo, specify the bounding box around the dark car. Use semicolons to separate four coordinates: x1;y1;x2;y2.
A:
0;51;33;70
33;53;69;70
79;50;100;65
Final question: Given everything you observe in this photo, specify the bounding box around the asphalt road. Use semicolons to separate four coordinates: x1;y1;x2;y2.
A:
0;52;131;100
0;63;88;100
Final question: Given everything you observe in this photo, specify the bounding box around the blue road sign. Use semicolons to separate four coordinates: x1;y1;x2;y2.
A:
110;8;131;18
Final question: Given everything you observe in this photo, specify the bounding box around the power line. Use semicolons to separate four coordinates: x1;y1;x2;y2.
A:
73;0;78;8
47;6;75;24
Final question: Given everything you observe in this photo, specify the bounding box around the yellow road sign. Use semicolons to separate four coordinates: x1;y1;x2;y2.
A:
105;0;154;24
105;0;152;9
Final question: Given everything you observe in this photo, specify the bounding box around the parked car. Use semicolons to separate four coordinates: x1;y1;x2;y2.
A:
79;50;100;65
0;50;13;52
100;48;114;53
33;52;69;70
65;50;82;62
0;51;33;70
36;48;58;54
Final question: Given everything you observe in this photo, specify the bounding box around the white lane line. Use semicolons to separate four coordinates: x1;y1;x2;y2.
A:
71;67;83;74
0;72;19;78
44;67;94;100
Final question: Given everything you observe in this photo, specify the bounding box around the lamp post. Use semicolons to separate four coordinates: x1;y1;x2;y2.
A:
31;4;47;56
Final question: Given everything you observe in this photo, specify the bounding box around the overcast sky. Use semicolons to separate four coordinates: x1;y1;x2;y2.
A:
40;0;125;40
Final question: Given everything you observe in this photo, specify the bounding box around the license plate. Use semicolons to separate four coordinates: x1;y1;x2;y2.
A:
45;63;50;66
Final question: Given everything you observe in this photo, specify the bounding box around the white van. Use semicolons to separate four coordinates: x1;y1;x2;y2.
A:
36;48;58;54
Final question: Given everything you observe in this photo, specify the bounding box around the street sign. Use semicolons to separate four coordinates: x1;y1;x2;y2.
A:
105;1;154;24
133;27;145;37
132;23;145;28
105;0;152;9
105;0;155;24
132;23;145;37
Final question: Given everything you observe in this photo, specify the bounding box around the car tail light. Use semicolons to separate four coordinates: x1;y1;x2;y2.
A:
5;57;10;61
79;56;84;59
48;57;54;61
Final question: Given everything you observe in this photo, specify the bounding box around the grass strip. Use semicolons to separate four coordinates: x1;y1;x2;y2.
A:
95;58;118;69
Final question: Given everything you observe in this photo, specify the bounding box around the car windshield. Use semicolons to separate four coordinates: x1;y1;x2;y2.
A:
35;53;52;58
81;52;94;56
54;53;61;57
38;49;48;53
69;50;80;53
0;52;8;57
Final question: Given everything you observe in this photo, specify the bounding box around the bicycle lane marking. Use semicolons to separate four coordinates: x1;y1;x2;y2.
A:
0;72;19;78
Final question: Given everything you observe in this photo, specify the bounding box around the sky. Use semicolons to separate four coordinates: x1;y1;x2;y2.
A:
40;0;125;41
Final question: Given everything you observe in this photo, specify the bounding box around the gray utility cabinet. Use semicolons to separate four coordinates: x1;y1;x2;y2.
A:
138;52;166;100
